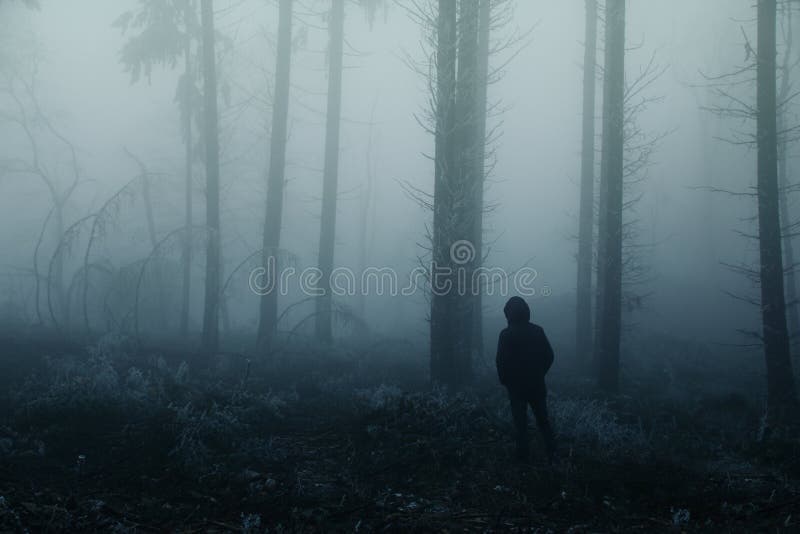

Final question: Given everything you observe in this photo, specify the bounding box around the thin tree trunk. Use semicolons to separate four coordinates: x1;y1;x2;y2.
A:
597;0;625;393
778;4;798;345
358;96;377;320
452;0;480;385
53;205;66;323
470;0;491;360
778;126;798;338
757;0;796;412
577;0;597;364
315;0;345;344
180;2;194;337
592;2;611;371
430;0;457;385
33;207;54;326
140;168;158;249
257;0;293;352
200;0;221;356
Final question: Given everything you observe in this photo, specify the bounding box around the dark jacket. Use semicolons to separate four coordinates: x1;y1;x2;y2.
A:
496;297;554;394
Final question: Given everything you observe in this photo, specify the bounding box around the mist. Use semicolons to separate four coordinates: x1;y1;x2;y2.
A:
0;0;798;531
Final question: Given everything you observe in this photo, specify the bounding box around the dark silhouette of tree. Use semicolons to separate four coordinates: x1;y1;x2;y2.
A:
596;0;625;392
452;0;480;374
700;0;800;417
179;1;197;337
777;3;798;345
200;0;221;356
756;0;797;412
576;0;598;364
257;0;293;353
315;0;345;344
470;0;491;360
403;0;517;386
430;0;459;385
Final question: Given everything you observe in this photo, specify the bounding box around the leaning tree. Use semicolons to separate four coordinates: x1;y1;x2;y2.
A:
115;0;202;336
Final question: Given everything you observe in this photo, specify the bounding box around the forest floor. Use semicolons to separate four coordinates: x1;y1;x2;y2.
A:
1;332;799;532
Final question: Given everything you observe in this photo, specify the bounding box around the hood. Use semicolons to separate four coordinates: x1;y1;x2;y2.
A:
503;296;530;324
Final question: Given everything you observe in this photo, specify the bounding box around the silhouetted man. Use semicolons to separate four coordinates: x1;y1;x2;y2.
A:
496;296;556;462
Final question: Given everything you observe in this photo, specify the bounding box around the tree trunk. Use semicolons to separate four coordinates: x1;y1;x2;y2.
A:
53;204;66;322
470;0;491;360
358;97;377;320
577;0;597;364
778;127;798;340
451;0;480;384
200;0;221;356
180;2;194;337
756;0;797;412
140;167;158;250
430;0;457;385
778;4;798;347
592;0;614;370
257;0;293;352
52;204;66;325
596;0;625;392
315;0;345;344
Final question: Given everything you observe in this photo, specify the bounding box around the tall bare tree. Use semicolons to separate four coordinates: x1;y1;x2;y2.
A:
757;0;797;412
257;0;293;352
777;2;798;345
577;0;598;364
430;0;458;385
596;0;625;392
179;0;197;337
200;0;221;355
470;0;491;359
452;0;480;375
315;0;345;343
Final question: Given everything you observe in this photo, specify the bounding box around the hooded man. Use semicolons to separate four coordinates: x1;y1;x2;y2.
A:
496;296;556;462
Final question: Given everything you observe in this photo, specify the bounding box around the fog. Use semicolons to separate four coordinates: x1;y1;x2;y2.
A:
3;1;800;529
0;1;769;348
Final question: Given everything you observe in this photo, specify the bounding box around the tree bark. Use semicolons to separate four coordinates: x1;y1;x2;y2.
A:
470;0;491;361
200;0;221;356
757;0;797;411
357;97;377;320
180;1;194;337
451;0;480;384
778;4;798;348
577;0;597;364
257;0;293;352
430;0;457;385
315;0;345;344
778;127;798;339
596;0;625;392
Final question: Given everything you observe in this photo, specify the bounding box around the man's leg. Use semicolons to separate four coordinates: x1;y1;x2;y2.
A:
530;392;556;462
508;392;529;461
